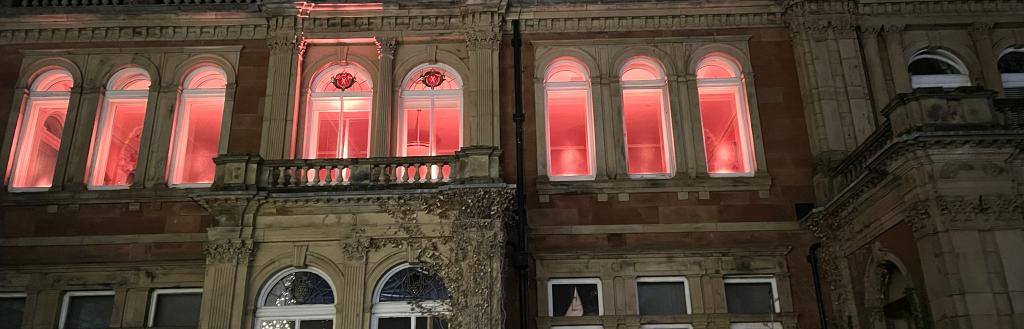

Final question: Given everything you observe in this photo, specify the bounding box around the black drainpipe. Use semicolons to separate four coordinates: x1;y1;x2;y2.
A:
807;242;828;329
511;19;530;329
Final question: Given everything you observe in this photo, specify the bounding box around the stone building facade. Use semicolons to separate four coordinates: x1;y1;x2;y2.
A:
0;1;1019;329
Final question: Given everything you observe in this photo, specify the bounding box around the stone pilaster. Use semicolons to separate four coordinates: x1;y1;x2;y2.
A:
859;25;891;120
970;22;1003;94
259;15;305;160
199;238;255;329
371;36;397;157
465;28;502;147
53;84;88;191
883;24;912;94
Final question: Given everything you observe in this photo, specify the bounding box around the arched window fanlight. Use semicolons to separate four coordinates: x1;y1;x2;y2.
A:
543;57;595;180
619;56;673;177
399;64;462;157
696;54;756;176
86;67;151;189
7;68;73;191
998;49;1024;98
256;269;335;329
372;265;449;329
908;49;971;89
305;63;373;159
167;65;227;187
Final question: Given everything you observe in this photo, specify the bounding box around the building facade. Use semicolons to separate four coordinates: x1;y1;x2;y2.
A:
0;1;1020;329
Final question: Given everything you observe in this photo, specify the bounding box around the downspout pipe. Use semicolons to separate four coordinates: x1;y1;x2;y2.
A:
807;242;828;329
511;19;530;329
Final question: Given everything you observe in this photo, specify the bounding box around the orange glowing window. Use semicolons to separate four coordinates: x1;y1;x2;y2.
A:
399;64;461;157
620;57;673;177
544;57;594;179
86;68;151;189
304;63;372;159
6;68;73;191
696;55;755;176
167;66;226;187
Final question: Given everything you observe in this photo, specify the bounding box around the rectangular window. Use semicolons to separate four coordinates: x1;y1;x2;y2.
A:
148;288;201;327
729;323;781;329
640;325;693;329
10;98;69;190
375;316;445;329
548;278;602;317
60;291;114;329
88;97;147;188
622;88;670;176
637;277;689;315
545;89;593;178
0;293;26;329
724;277;778;314
306;97;370;159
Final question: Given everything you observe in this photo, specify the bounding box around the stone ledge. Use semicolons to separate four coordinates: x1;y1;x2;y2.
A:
536;174;772;202
530;221;800;235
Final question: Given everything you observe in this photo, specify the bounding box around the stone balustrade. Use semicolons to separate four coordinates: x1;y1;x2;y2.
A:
211;145;502;192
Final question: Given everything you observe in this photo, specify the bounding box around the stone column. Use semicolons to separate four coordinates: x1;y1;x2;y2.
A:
198;238;254;329
883;24;913;94
465;28;502;147
859;25;892;120
259;16;305;160
970;22;1003;94
371;36;397;157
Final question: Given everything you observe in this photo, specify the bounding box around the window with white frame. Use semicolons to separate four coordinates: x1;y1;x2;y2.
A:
696;54;755;177
372;265;450;329
304;63;373;159
0;292;26;328
723;276;779;315
640;325;694;329
7;68;73;191
552;326;604;329
148;288;202;327
998;49;1024;98
543;57;596;180
548;278;602;317
398;64;462;157
728;323;781;329
86;67;151;189
908;49;971;89
255;269;335;329
620;56;674;177
60;291;114;329
636;277;690;315
167;65;227;188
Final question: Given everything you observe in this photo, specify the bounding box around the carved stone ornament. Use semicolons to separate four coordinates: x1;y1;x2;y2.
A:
332;72;356;90
204;240;254;264
419;69;446;89
464;29;501;50
375;37;397;59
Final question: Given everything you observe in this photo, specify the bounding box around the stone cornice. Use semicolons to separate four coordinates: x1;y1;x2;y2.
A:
0;23;267;44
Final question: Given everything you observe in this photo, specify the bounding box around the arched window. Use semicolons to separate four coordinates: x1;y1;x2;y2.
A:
372;265;449;329
908;49;970;89
544;57;595;180
167;65;226;187
7;68;73;191
399;64;462;157
304;63;373;159
86;67;151;188
620;57;673;177
696;54;755;176
998;49;1024;97
880;262;914;329
256;269;335;329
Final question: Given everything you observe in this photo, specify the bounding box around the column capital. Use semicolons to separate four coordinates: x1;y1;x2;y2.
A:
375;37;397;59
465;28;502;50
969;22;994;35
204;240;254;264
882;24;905;34
859;24;882;38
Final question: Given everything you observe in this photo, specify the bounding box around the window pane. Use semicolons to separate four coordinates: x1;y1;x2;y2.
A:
64;295;113;329
637;281;687;315
433;97;460;156
264;272;334;306
89;99;146;186
546;89;591;177
170;96;224;185
698;86;752;175
342;110;370;159
550;282;599;316
378;267;448;302
403;98;432;156
299;320;332;329
152;293;201;327
622;88;669;175
377;318;410;329
314;109;341;158
0;297;25;329
260;320;294;329
725;282;774;314
11;99;69;189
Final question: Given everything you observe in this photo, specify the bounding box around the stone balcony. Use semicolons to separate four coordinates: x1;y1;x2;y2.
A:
823;87;1024;200
209;145;503;193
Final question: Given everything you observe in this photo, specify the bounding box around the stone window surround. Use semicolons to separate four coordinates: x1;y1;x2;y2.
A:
58;290;115;329
0;46;241;195
635;276;693;315
146;287;202;327
535;250;795;329
531;37;771;202
547;277;605;316
722;276;780;314
255;268;337;325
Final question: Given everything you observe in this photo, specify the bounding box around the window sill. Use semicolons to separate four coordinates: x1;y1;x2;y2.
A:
535;173;771;202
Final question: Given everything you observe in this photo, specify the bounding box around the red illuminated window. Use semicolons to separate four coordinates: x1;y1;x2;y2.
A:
696;55;755;176
620;57;673;177
544;57;594;179
304;64;372;159
6;68;73;191
399;65;461;156
167;66;226;187
86;68;151;188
